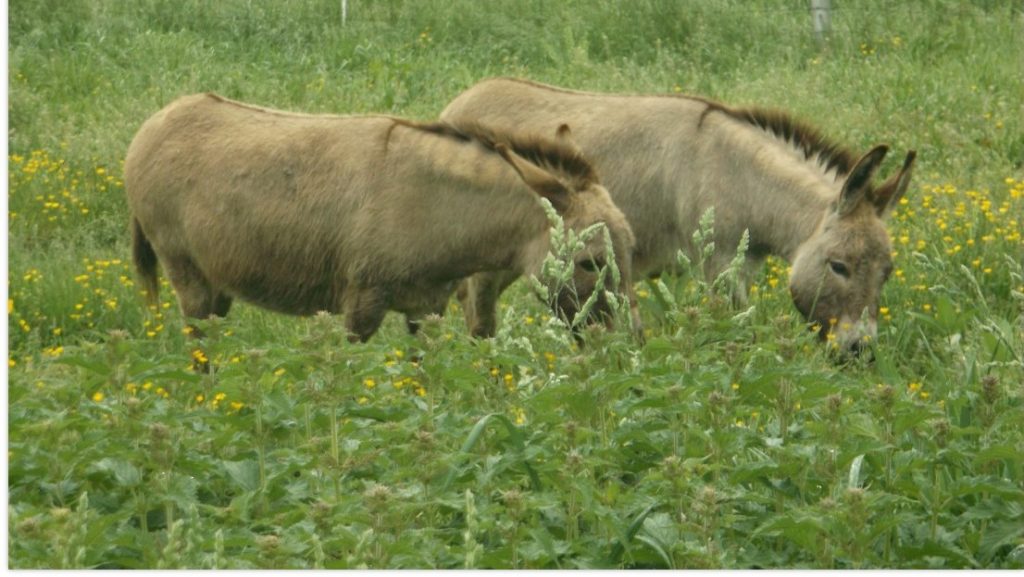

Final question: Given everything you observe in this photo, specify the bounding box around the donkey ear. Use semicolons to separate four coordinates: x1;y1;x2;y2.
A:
872;150;916;218
555;123;573;141
555;123;585;155
837;145;889;217
495;143;572;212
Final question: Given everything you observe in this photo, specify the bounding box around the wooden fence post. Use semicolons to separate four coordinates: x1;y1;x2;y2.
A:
811;0;832;45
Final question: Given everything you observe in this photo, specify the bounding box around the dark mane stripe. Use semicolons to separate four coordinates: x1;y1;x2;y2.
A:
700;101;858;178
483;79;856;177
391;118;473;143
395;118;599;189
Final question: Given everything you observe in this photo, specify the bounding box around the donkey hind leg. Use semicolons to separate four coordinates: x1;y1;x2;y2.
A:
164;257;232;371
343;287;389;343
460;270;520;338
167;260;233;333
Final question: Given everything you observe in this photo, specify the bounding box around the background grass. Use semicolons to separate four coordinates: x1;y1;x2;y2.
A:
7;0;1024;568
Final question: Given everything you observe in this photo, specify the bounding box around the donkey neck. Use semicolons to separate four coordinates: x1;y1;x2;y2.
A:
704;116;838;263
387;125;553;278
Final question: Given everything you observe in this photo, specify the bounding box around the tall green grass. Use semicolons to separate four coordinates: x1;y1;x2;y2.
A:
8;0;1024;568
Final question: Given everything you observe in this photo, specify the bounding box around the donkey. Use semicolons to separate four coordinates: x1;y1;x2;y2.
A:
441;77;916;354
125;92;639;344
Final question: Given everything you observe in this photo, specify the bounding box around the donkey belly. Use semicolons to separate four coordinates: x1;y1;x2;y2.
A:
389;279;459;319
180;215;346;317
224;268;342;316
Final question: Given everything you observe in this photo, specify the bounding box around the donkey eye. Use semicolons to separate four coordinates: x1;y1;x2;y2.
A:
828;260;850;278
579;258;605;273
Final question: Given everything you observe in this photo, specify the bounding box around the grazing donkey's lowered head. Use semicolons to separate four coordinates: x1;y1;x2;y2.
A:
455;123;641;340
788;146;916;354
507;125;640;336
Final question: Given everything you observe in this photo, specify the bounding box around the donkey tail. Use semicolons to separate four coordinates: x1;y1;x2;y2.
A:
131;217;160;306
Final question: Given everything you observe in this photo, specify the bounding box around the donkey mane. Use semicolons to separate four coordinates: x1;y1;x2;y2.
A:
701;102;858;179
462;78;857;181
394;118;600;189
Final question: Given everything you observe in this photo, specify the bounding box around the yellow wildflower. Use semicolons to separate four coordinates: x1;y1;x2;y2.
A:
513;407;526;426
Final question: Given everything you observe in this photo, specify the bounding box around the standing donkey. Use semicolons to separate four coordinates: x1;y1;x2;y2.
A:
125;93;639;344
442;78;916;354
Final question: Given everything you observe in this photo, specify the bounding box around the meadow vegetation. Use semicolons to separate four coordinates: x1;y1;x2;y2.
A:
7;0;1024;568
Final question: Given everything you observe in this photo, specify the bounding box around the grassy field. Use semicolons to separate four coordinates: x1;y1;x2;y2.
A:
7;0;1024;568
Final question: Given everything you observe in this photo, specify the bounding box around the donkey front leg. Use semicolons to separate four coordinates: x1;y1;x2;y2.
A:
457;270;520;338
343;286;389;343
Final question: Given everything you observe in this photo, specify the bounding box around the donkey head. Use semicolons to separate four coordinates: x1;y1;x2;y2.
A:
789;145;916;355
496;125;643;340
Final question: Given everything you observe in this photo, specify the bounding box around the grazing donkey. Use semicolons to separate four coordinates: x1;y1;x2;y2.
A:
125;93;638;344
442;78;916;354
